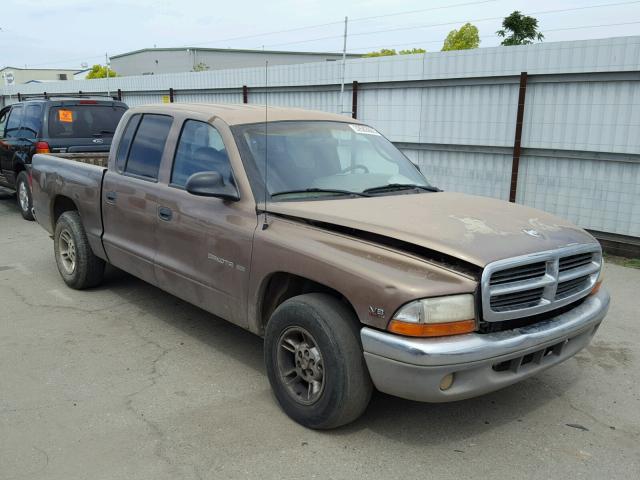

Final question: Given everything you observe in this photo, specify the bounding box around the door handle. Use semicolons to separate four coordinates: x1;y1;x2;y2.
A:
158;206;173;222
105;191;117;204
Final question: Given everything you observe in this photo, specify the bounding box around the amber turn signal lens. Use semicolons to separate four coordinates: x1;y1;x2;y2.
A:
591;280;603;295
387;319;476;337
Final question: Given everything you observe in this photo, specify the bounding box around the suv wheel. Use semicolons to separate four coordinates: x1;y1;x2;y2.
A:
16;172;34;221
264;293;372;429
54;211;105;289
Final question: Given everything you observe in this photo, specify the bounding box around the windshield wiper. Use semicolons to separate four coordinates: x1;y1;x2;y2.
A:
363;183;440;194
271;188;371;198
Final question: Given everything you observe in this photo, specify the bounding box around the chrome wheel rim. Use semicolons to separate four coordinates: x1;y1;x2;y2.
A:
58;229;77;274
277;326;325;405
18;181;29;212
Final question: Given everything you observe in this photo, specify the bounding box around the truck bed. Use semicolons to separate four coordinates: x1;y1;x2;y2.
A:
43;152;109;167
31;153;108;261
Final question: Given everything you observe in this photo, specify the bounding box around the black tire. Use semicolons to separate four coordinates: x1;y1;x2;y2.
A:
54;211;105;289
264;293;372;429
16;171;34;221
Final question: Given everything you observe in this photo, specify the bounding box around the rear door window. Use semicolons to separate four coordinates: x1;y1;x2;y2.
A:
20;103;43;140
115;114;141;172
124;114;173;180
47;105;126;139
4;105;23;139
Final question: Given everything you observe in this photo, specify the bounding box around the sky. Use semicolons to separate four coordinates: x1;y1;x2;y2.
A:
1;0;639;70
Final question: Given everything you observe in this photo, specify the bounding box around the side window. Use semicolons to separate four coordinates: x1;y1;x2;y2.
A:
5;106;23;139
124;114;173;180
115;114;141;172
20;104;43;140
171;120;232;187
0;108;9;138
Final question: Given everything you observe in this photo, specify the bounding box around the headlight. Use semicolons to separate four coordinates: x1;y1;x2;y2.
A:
388;294;476;337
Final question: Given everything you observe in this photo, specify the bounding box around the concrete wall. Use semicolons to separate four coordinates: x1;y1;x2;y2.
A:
2;36;639;241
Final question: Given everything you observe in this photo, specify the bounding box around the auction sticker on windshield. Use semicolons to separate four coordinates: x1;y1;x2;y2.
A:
58;110;74;123
349;124;380;135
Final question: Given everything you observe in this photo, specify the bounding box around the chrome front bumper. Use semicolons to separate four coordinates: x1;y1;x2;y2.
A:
361;289;610;402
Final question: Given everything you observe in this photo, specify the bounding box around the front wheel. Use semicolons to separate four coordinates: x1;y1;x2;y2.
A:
16;171;34;221
54;211;105;289
264;293;372;429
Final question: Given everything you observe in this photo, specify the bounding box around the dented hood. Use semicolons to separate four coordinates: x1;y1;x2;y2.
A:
268;192;598;268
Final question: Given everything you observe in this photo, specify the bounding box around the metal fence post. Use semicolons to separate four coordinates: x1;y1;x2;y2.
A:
169;88;175;103
117;89;122;101
242;85;248;103
509;72;528;203
351;81;358;119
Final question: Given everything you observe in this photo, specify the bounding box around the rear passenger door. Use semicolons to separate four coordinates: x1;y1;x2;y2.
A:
102;113;173;285
153;119;257;326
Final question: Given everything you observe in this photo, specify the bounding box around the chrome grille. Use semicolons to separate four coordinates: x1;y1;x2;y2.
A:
481;245;602;321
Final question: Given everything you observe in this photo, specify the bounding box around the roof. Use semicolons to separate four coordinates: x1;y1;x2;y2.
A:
0;66;80;72
128;103;361;126
110;47;361;60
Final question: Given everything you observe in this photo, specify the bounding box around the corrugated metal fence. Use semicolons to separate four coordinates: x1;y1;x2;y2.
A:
2;36;639;247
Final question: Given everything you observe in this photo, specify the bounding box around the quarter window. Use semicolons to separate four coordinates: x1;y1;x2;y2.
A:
171;120;232;187
124;114;173;180
20;104;43;140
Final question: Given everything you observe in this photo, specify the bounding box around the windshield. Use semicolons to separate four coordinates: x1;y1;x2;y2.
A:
232;121;434;200
47;105;126;139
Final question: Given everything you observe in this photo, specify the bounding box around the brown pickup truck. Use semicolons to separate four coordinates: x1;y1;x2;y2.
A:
31;104;610;429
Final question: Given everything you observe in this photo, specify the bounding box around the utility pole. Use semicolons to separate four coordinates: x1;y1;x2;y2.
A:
339;16;348;115
105;53;110;98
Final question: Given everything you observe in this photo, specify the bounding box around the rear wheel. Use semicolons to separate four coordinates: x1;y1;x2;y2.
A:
54;211;105;289
16;171;34;221
264;293;372;429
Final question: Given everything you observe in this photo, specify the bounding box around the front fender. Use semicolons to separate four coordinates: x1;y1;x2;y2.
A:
247;216;478;333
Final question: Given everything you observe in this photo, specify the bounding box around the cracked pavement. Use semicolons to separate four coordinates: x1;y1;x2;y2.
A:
0;188;639;479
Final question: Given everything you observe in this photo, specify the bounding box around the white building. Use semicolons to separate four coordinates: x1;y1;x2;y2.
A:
109;47;360;76
1;67;80;85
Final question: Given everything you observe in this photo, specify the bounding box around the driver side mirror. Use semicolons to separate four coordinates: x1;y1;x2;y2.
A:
185;171;240;201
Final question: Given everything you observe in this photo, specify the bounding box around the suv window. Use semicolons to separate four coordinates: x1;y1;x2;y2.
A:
47;105;126;138
124;114;173;180
20;103;43;140
115;114;141;172
5;105;23;139
171;120;231;187
0;108;9;137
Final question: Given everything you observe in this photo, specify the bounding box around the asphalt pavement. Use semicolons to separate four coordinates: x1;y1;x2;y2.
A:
1;188;638;480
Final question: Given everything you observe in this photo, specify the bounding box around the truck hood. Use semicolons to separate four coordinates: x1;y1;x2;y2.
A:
267;192;597;268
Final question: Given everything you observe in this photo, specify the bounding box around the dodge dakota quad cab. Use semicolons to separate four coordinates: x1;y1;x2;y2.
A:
0;96;127;220
31;104;610;429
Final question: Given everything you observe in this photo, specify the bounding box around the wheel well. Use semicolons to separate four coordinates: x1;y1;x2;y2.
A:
259;272;358;334
52;196;78;228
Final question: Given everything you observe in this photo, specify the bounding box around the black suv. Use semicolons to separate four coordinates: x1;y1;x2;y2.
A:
0;96;127;220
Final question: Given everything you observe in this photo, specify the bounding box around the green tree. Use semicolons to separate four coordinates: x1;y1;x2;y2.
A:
399;48;426;55
363;48;425;57
363;49;397;57
86;64;117;79
442;23;480;51
192;62;210;72
496;11;544;46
